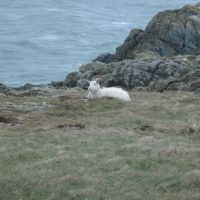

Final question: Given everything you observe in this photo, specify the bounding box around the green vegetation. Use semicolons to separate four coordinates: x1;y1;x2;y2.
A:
0;88;200;200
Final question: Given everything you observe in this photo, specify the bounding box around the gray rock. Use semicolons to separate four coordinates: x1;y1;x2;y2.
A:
77;79;90;90
93;53;117;63
139;4;200;56
94;4;200;62
114;29;145;61
194;88;200;94
64;71;80;87
50;81;64;88
0;83;11;95
65;52;200;92
19;83;35;90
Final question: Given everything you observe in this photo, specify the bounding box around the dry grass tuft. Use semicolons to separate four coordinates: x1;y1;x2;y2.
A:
178;124;196;135
157;147;179;157
183;193;200;200
122;143;138;152
137;136;155;145
183;170;200;188
156;146;186;157
106;156;124;165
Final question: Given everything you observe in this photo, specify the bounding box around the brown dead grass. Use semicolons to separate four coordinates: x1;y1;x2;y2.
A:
0;88;199;200
183;170;200;188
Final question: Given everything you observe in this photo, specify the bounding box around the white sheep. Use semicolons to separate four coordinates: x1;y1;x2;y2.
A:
87;79;131;101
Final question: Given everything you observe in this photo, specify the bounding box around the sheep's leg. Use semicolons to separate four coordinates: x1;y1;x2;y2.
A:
87;92;92;99
87;92;95;99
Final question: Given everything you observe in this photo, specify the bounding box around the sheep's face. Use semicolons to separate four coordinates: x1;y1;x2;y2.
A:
88;80;100;93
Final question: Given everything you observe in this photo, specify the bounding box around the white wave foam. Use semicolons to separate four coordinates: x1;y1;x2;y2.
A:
45;8;65;12
112;21;132;26
34;34;63;41
7;13;24;19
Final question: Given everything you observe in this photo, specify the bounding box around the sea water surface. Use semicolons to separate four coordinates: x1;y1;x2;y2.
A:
0;0;199;86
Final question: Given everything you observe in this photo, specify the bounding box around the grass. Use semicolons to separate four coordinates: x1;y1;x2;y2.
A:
0;88;200;200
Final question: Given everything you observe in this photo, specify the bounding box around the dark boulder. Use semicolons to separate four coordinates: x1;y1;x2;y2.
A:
0;83;11;95
136;4;200;56
50;81;64;89
64;71;80;87
114;29;145;61
16;83;36;91
77;79;90;90
93;53;117;63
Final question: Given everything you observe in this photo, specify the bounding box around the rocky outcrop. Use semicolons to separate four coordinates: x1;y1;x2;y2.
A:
95;4;200;63
64;72;80;88
65;4;200;93
0;82;67;97
65;52;200;93
114;29;145;61
0;83;12;95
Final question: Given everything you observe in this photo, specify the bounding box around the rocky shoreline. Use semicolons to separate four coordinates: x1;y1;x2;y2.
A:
65;3;200;93
1;3;200;95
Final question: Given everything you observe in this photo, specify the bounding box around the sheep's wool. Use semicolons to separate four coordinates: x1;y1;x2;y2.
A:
88;80;130;101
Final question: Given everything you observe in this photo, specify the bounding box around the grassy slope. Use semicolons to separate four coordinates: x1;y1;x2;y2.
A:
0;88;200;200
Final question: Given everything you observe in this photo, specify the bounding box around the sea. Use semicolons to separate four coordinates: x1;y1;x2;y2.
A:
0;0;199;86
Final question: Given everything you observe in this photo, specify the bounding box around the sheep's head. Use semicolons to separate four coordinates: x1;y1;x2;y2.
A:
88;79;101;93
